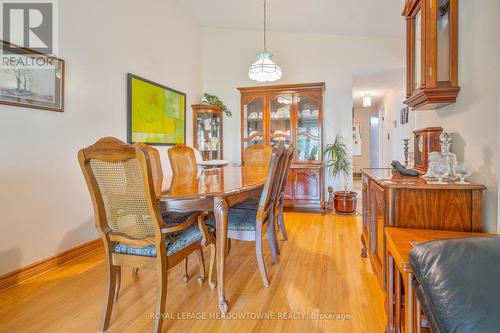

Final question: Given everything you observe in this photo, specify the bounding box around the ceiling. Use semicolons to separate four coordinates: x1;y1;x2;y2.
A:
352;69;405;109
177;0;405;37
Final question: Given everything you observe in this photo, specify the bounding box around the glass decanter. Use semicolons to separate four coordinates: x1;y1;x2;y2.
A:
438;132;456;180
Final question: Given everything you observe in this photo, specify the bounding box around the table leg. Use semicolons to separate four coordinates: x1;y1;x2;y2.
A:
395;268;402;333
386;253;395;333
406;272;414;333
416;298;422;333
214;196;229;314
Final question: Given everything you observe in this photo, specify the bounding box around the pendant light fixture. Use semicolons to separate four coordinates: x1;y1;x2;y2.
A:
248;0;282;82
362;94;372;108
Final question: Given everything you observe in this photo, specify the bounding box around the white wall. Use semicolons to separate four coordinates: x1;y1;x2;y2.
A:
201;28;405;191
414;0;500;232
380;89;416;167
0;0;202;275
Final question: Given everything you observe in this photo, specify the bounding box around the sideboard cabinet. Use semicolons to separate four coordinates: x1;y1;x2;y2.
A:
238;83;325;208
361;168;485;288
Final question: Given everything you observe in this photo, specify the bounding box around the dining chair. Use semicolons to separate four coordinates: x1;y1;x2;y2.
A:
134;142;203;282
232;144;293;249
133;143;163;194
243;143;273;167
207;143;285;287
78;137;215;333
168;144;198;174
274;145;294;241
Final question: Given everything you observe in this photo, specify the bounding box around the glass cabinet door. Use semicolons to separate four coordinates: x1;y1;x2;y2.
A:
269;94;292;146
413;8;423;90
196;111;222;160
436;0;451;83
296;94;320;162
243;96;265;149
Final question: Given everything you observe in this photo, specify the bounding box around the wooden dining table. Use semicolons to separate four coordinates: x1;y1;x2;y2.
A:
156;165;268;313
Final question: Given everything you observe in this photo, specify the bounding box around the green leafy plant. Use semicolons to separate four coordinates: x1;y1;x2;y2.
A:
201;93;232;117
324;134;352;192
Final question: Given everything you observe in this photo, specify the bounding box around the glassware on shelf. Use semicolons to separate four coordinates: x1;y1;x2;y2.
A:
270;94;292;145
422;132;456;180
453;162;472;184
439;132;457;179
430;155;450;184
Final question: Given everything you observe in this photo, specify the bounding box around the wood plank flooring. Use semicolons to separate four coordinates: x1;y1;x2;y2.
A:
0;212;385;333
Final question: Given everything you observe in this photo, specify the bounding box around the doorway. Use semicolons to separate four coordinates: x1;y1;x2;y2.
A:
369;116;380;168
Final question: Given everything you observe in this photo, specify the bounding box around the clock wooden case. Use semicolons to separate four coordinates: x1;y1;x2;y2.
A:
402;0;460;110
413;127;443;173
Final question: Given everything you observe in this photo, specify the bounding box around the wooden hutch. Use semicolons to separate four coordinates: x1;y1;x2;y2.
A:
238;83;325;208
361;168;485;288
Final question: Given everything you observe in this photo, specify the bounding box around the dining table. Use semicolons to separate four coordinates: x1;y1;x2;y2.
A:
156;165;268;313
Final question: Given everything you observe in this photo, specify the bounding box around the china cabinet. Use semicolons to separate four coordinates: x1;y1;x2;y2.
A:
192;104;223;160
238;83;325;208
402;0;460;110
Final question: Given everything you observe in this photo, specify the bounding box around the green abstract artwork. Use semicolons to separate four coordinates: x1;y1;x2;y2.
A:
127;74;186;145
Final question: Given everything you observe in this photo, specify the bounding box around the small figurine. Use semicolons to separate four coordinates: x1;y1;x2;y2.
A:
391;160;419;177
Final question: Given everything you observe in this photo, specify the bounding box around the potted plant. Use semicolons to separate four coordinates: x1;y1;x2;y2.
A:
324;134;357;214
201;93;232;117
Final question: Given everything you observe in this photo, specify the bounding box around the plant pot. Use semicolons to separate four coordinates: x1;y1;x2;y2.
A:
333;191;357;215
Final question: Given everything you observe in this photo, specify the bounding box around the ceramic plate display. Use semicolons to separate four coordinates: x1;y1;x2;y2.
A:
198;160;230;168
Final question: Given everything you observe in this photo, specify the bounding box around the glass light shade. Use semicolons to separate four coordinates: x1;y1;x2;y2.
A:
363;94;372;108
248;52;282;82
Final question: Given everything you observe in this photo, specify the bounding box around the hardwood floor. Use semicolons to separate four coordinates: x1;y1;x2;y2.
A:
0;212;385;333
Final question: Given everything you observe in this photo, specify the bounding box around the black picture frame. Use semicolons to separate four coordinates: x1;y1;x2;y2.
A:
127;73;186;146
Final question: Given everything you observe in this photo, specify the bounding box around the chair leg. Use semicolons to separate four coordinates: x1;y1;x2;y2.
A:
267;223;279;264
279;205;288;241
182;258;189;282
208;243;216;290
226;238;231;257
255;229;270;288
196;248;205;285
100;264;119;331
114;266;122;302
153;258;168;333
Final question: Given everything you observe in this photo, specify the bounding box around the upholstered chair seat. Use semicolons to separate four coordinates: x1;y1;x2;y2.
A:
231;196;260;211
206;208;258;231
115;223;215;257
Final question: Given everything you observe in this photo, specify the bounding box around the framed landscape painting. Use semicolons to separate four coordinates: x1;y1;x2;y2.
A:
127;73;186;145
0;40;64;112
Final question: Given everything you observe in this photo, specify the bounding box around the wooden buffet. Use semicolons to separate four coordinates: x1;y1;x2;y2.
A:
238;83;325;208
361;168;486;288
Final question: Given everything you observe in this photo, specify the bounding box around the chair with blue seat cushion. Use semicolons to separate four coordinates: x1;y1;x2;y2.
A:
232;144;294;243
207;142;286;288
79;137;216;333
409;237;500;333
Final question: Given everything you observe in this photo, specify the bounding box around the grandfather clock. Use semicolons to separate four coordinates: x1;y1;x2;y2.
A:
402;0;460;110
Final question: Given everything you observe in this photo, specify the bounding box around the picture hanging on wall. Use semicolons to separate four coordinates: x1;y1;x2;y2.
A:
127;73;186;145
0;40;64;112
400;107;409;125
352;123;362;156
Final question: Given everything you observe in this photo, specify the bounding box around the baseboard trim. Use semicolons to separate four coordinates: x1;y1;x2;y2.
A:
0;238;103;292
